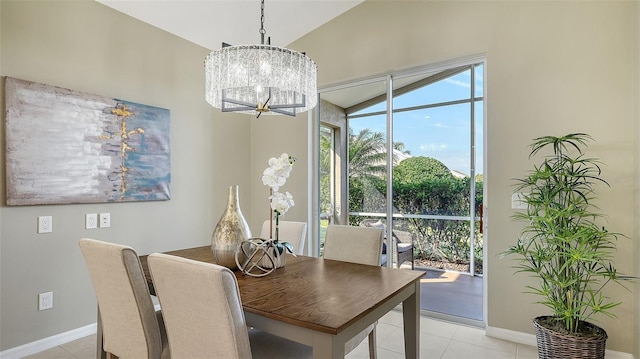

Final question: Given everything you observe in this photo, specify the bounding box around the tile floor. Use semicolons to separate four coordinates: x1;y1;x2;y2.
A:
24;307;537;359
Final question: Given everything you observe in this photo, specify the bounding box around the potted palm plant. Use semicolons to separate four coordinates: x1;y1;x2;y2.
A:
503;133;630;359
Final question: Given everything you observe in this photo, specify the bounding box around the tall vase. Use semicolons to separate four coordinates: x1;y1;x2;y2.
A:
211;185;252;269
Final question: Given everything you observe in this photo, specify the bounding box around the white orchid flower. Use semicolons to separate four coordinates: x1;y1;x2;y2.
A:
270;191;295;215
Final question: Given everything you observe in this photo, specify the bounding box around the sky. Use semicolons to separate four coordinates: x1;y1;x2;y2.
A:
347;66;484;176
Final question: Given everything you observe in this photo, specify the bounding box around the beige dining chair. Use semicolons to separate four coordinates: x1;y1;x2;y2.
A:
323;224;384;359
147;252;312;359
78;238;169;359
260;220;307;255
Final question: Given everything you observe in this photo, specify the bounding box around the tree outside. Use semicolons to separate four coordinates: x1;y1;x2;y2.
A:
345;128;484;274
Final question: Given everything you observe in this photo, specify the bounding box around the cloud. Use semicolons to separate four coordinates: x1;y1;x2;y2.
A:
424;116;447;128
445;75;483;95
419;143;448;152
445;78;470;89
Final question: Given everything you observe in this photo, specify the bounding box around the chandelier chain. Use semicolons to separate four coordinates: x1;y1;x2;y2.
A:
259;0;266;44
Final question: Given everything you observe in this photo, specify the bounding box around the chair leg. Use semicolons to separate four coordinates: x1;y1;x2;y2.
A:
368;326;377;359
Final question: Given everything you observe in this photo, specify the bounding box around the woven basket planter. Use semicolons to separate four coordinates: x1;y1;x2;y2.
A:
534;316;608;359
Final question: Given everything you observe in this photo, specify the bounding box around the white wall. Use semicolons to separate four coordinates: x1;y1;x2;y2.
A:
292;0;638;355
0;0;253;350
249;115;310;239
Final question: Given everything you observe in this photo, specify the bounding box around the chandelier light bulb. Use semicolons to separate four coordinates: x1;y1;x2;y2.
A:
204;1;317;117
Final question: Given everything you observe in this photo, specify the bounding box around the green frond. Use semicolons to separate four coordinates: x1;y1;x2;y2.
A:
505;133;630;334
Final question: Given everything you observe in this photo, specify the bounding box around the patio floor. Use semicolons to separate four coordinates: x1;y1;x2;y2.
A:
411;266;483;323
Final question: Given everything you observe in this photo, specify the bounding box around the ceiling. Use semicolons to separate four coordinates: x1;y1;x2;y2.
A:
96;0;423;110
96;0;363;51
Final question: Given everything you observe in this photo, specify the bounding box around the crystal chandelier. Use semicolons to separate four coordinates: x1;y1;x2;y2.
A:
204;0;317;117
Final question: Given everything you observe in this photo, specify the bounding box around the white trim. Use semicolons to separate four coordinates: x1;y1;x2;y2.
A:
485;325;635;359
307;108;316;257
319;53;488;92
481;57;489;328
0;323;96;359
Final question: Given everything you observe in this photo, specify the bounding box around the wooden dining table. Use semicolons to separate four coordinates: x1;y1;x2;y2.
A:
138;245;425;358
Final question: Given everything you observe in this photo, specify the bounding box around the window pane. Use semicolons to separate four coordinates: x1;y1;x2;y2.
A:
350;100;386;117
474;64;484;98
394;69;472;109
320;126;332;216
411;218;481;273
394;104;471;174
392;103;472;217
348;114;387;220
474;100;484;175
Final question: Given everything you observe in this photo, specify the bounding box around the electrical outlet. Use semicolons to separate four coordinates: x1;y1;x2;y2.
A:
38;292;53;311
99;213;111;228
85;213;98;229
38;216;53;234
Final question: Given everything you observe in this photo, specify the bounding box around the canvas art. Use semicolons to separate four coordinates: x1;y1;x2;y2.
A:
5;77;171;205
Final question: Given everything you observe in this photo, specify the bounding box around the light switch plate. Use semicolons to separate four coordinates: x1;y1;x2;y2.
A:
511;192;528;209
85;213;98;229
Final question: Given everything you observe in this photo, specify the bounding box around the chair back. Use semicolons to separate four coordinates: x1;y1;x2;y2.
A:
323;225;384;266
322;225;382;356
260;220;307;255
78;238;164;359
148;253;253;359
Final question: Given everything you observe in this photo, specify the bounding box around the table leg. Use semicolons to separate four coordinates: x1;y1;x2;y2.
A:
403;281;420;358
311;332;344;359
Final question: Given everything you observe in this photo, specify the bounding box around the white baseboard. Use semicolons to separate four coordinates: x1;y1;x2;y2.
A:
486;325;635;359
0;323;97;359
0;303;160;359
4;321;633;359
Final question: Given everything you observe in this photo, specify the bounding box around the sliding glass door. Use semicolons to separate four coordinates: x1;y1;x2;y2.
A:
315;59;485;321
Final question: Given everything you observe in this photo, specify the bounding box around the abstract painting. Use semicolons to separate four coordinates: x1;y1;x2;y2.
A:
5;77;171;205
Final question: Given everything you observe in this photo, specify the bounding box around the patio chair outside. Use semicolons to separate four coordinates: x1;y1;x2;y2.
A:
360;219;415;269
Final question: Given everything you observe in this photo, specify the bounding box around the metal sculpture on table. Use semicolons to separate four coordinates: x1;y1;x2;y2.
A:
235;238;286;277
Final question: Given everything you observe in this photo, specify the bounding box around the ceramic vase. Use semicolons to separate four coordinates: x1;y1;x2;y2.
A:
211;185;251;269
259;241;286;269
